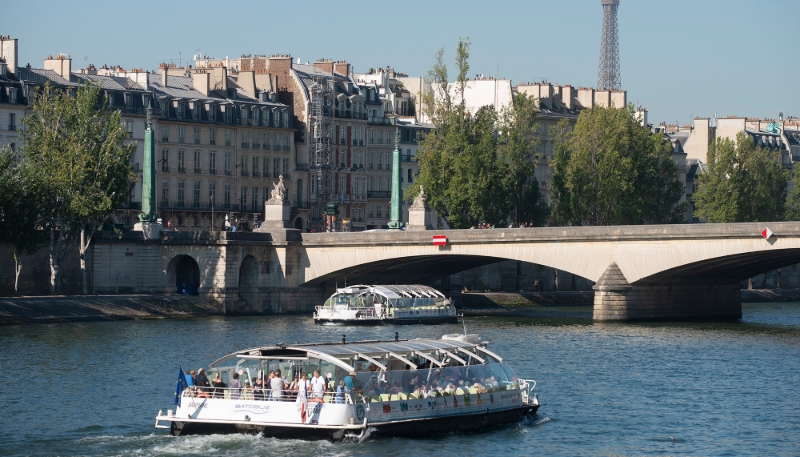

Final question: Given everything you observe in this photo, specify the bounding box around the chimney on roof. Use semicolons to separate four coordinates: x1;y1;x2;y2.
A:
44;53;72;79
191;69;210;96
238;69;256;97
130;68;149;90
267;54;292;94
334;60;350;76
0;35;18;76
314;58;334;74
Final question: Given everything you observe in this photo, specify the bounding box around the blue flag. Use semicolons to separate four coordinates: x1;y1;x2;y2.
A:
175;365;189;406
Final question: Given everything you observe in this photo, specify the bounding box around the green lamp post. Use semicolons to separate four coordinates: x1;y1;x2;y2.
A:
138;101;158;223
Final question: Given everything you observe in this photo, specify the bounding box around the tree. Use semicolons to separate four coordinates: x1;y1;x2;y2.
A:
497;93;549;226
550;105;685;226
0;148;47;294
694;131;788;223
20;82;136;294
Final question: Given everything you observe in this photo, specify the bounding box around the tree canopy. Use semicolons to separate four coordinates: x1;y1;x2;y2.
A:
19;81;136;293
550;105;685;226
694;131;788;223
410;39;547;228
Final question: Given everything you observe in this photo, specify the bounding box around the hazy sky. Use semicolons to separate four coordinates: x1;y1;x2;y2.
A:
4;0;799;126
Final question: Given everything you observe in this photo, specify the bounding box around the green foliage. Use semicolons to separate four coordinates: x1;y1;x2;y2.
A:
19;81;136;293
497;93;549;226
412;40;548;228
694;132;788;223
550;106;685;226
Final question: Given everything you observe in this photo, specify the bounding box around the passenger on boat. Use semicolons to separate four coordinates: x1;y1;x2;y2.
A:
185;370;195;387
295;373;310;402
253;378;264;400
344;370;356;390
336;380;349;404
195;368;210;392
242;381;252;400
271;370;285;401
311;371;326;402
212;373;226;397
420;385;429;398
389;380;404;394
326;372;335;392
289;376;299;391
230;372;241;399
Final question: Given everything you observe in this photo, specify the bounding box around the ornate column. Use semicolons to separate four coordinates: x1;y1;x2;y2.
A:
133;102;162;239
388;127;402;230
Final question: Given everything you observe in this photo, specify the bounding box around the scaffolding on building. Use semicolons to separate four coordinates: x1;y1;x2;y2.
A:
310;74;334;228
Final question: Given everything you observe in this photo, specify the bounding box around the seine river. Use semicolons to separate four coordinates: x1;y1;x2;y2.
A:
2;302;799;456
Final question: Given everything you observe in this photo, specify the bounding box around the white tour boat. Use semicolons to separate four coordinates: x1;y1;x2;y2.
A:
313;284;458;325
155;333;539;441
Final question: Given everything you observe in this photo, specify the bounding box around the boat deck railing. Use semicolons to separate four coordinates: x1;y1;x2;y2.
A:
183;387;355;404
314;305;382;318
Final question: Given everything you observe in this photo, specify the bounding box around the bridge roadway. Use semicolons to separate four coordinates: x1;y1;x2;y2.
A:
91;222;800;321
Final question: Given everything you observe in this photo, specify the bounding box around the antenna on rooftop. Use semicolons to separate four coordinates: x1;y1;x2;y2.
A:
597;0;621;91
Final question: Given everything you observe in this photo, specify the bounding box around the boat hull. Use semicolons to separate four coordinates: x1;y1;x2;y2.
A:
169;404;539;440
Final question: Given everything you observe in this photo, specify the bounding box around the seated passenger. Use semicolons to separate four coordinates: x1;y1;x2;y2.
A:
336;380;349;404
388;381;404;394
253;377;264;400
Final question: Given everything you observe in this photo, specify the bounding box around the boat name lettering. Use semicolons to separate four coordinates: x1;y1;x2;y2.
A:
501;393;517;400
234;404;271;415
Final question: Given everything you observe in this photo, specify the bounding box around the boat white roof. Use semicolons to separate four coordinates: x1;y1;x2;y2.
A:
336;284;446;299
210;336;500;372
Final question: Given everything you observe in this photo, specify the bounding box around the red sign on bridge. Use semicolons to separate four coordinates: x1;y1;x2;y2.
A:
433;235;447;246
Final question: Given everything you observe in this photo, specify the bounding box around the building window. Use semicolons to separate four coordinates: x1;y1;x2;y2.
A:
241;107;249;125
252;156;259;177
368;205;373;218
161;125;169;142
209;181;216;205
193;181;201;208
225;151;231;175
240;186;247;208
161;149;170;172
340;126;346;145
283;133;289;150
253;131;260;149
274;158;280;178
178;149;186;173
377;205;382;218
9;88;17;104
225;129;231;146
252;187;258;211
209;151;217;174
273;111;280;127
241;155;248;176
161;179;169;204
209;128;216;145
125;121;133;138
8;113;16;131
283;158;289;177
274;133;280;150
208;106;215;123
263;132;270;149
408;168;413;184
177;180;185;207
263;156;269;177
194;150;201;174
241;130;249;148
339;176;345;196
224;182;231;209
178;125;185;143
282;112;289;128
370;130;374;144
193;126;200;144
377;154;382;169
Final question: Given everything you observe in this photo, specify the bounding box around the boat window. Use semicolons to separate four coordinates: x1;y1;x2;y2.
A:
359;364;520;398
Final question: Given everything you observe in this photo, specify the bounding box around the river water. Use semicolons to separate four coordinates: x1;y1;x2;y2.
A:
1;302;799;456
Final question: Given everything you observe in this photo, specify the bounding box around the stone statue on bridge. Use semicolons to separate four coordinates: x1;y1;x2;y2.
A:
270;175;287;202
411;185;427;209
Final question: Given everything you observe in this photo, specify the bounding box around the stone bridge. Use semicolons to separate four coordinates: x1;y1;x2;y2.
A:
91;222;800;321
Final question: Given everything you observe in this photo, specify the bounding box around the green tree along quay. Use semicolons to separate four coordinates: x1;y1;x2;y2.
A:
694;131;788;223
497;93;549;227
0;148;47;294
20;82;136;294
550;105;684;226
411;39;547;228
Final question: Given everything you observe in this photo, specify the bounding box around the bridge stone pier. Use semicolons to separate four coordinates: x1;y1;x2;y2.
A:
91;222;800;321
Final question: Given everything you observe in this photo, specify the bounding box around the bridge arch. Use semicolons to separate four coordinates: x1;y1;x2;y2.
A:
166;254;200;294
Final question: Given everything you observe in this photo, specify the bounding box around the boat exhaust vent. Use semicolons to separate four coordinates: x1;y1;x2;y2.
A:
342;334;346;344
395;332;399;341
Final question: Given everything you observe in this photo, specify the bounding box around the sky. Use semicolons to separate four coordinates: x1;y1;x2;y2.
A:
3;0;799;126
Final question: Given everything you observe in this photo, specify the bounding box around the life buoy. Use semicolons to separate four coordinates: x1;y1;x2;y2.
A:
300;401;306;422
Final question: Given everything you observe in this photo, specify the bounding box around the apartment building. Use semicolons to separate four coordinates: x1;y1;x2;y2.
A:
0;36;24;153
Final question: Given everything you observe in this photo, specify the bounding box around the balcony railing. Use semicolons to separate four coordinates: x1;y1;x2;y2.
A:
210;168;217;175
283;146;290;151
367;191;391;199
252;171;260;177
8;124;16;131
295;163;309;172
178;167;186;173
401;154;416;162
194;167;201;174
225;170;232;176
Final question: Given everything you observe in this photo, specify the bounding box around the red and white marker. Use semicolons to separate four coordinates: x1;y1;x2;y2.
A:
761;227;773;239
433;235;447;246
